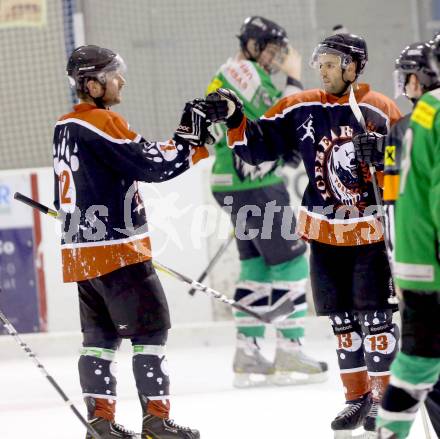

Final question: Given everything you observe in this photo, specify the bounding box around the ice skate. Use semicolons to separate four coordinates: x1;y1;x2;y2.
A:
86;417;137;438
141;414;200;439
272;339;328;385
232;334;274;388
331;392;372;438
361;399;379;438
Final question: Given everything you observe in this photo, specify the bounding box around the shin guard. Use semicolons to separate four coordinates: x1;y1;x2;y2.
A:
359;310;399;401
133;344;170;419
78;347;117;420
330;312;370;401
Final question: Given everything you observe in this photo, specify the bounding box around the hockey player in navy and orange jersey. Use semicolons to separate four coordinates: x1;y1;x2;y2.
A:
55;45;209;439
204;34;402;437
206;16;327;389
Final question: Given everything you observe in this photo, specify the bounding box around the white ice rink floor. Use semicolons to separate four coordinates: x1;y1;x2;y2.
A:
0;320;435;439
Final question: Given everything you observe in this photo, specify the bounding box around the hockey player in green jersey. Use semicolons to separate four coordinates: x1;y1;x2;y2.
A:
206;16;327;388
374;36;440;438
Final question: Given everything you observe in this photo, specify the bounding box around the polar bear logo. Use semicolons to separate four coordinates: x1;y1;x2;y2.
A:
326;140;361;205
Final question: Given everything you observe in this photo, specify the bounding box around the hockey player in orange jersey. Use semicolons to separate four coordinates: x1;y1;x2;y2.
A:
204;33;402;438
55;45;210;439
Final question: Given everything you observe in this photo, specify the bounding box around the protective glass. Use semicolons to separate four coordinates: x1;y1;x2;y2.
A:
393;57;421;99
67;54;127;87
393;69;408;99
309;44;352;70
101;54;127;76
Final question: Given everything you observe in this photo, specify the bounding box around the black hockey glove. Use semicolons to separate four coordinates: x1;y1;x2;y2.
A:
205;88;244;129
353;132;385;166
174;99;214;146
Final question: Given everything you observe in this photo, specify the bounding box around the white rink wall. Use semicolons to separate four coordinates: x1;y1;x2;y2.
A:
0;159;218;332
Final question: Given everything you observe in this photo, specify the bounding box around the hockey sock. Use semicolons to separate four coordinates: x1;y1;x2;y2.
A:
84;397;115;422
270;256;309;341
330;313;370;401
133;344;170;419
235;257;271;338
272;280;307;340
358;310;399;401
78;347;117;420
377;352;440;438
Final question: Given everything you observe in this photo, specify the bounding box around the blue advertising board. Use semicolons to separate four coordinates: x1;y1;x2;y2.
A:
0;173;46;334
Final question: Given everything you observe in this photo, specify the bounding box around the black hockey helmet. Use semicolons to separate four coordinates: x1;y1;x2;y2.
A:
66;45;126;94
393;42;439;98
237;16;288;57
310;33;368;75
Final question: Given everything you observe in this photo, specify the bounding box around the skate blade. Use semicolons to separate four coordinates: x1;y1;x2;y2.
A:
233;373;272;388
272;370;328;386
333;428;377;439
355;432;377;439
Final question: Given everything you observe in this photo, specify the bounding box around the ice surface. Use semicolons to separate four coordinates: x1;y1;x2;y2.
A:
0;333;434;438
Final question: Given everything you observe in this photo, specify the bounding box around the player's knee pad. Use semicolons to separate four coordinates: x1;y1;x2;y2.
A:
330;312;364;368
132;344;170;402
358;310;399;373
401;290;440;357
78;347;117;398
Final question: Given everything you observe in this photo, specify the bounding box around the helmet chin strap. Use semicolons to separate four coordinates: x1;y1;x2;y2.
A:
334;69;358;97
91;83;107;109
82;77;108;109
92;94;107;109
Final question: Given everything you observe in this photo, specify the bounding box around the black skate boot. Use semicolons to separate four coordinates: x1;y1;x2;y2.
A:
86;417;137;438
362;399;379;437
142;414;200;439
331;392;372;438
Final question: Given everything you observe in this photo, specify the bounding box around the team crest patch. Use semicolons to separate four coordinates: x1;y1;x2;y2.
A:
315;125;367;207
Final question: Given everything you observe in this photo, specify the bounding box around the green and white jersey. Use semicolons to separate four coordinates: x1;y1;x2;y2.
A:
394;89;440;291
206;57;284;192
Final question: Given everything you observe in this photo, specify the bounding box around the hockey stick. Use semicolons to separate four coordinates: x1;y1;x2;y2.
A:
348;86;398;305
13;192;291;324
0;304;102;439
153;260;295;323
188;231;234;296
